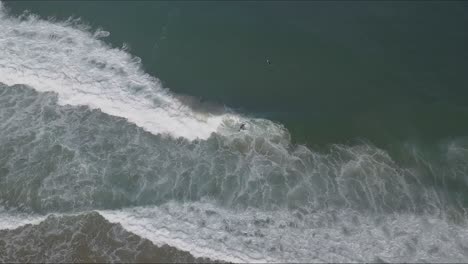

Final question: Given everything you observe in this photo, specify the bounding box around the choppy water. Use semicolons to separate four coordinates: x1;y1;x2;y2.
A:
1;2;468;263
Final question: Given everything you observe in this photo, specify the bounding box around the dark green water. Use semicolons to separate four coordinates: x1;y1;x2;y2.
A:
6;0;468;148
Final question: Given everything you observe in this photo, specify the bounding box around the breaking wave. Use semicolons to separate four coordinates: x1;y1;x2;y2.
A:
1;4;468;262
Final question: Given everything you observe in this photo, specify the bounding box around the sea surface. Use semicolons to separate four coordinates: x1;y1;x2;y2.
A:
1;1;468;262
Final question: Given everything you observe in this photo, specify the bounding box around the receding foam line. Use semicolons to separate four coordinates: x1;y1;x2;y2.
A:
3;203;468;263
99;202;468;263
0;7;242;140
99;204;275;263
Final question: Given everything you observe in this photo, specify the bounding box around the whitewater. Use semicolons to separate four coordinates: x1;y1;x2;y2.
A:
1;3;468;262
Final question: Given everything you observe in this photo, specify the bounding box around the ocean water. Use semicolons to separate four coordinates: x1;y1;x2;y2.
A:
1;1;468;262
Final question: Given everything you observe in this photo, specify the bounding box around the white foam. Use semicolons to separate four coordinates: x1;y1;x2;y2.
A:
1;202;467;263
99;201;468;263
0;208;46;230
100;205;266;262
0;7;243;140
2;5;468;263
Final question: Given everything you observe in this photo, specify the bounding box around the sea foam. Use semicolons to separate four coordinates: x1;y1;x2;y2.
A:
0;7;242;140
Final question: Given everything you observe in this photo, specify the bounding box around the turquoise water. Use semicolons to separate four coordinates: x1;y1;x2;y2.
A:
1;1;468;262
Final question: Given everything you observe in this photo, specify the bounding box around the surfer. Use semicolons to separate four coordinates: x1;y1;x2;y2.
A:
266;58;271;65
239;123;246;131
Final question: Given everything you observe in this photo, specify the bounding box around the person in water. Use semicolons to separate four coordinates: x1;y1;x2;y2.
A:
239;123;246;131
